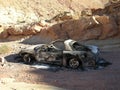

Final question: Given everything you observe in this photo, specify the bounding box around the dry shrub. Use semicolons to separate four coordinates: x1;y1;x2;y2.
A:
0;45;11;54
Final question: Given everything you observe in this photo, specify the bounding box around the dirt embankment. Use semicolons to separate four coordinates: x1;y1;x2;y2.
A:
2;0;119;42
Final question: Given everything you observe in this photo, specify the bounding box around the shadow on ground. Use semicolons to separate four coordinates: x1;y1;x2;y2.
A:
26;51;120;90
5;54;19;63
4;51;119;90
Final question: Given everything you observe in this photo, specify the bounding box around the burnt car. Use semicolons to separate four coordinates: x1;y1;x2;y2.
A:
19;39;101;69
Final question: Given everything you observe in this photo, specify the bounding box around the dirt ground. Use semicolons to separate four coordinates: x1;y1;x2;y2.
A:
0;40;120;90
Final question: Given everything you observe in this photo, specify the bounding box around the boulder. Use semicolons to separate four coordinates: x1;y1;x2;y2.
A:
96;15;118;39
6;26;23;35
0;56;6;66
44;15;118;40
0;25;9;39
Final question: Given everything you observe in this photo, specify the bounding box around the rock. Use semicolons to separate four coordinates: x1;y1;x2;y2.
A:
96;15;118;39
0;56;7;66
82;28;102;40
0;30;8;39
30;21;50;33
117;13;120;33
91;2;120;38
109;0;120;4
6;26;23;35
43;15;118;40
22;28;37;35
32;24;42;33
0;14;119;41
46;11;74;23
0;25;3;33
39;20;50;27
6;24;38;36
0;3;120;41
0;25;9;39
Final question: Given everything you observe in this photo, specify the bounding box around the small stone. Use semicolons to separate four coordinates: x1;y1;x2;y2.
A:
0;56;7;66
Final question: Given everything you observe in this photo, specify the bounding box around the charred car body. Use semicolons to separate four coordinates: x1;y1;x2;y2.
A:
19;39;107;69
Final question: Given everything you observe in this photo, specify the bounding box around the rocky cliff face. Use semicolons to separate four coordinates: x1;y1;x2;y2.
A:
1;0;120;43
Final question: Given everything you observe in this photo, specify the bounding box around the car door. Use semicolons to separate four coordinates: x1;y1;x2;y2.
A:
36;45;63;64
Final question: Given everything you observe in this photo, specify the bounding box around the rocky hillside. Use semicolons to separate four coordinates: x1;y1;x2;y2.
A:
0;0;108;24
1;0;120;43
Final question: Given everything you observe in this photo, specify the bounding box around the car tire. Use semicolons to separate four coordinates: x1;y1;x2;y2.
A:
68;58;80;69
23;54;32;64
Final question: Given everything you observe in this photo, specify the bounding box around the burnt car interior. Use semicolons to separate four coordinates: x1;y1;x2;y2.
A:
51;40;65;50
72;42;90;51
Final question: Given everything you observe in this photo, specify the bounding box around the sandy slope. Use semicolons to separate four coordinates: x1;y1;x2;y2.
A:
0;0;108;24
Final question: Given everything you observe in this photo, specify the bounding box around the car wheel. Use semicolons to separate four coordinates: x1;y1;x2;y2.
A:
23;54;32;64
68;58;80;69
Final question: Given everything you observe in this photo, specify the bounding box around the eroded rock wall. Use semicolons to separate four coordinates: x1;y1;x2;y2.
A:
0;0;120;43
